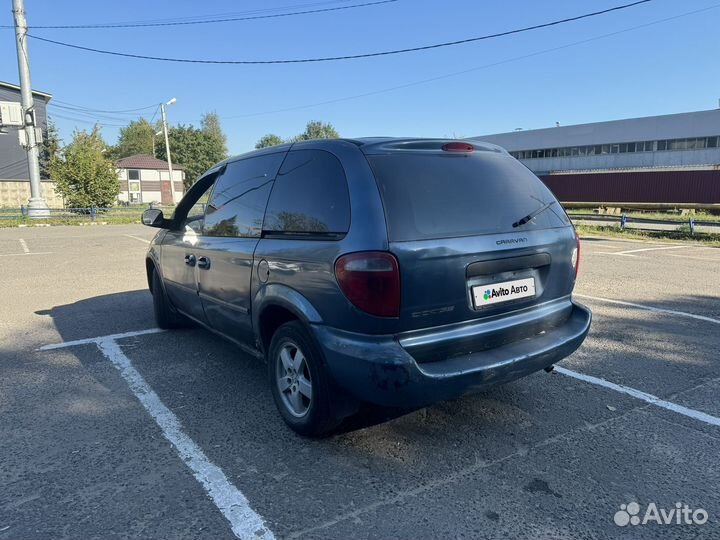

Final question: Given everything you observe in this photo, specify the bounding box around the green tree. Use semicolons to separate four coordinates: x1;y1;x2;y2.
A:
112;118;156;159
201;111;228;157
255;133;284;149
157;123;228;189
50;126;119;209
295;120;339;141
39;119;60;179
255;121;339;149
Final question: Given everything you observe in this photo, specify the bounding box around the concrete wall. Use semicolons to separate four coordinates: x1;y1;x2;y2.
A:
117;167;184;204
0;180;63;208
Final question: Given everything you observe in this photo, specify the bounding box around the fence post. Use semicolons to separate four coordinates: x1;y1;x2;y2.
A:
91;205;96;222
620;213;627;231
689;217;695;236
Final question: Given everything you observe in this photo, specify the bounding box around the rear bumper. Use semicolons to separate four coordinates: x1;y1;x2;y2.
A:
312;300;591;407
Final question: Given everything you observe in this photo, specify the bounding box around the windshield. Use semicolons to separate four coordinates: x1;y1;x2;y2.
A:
367;152;568;241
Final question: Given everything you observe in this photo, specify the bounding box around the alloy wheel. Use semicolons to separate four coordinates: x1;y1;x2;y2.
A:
275;341;313;418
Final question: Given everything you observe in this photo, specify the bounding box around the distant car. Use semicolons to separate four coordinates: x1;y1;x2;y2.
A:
142;138;591;436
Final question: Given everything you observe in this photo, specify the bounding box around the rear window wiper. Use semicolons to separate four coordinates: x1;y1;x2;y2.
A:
512;200;557;228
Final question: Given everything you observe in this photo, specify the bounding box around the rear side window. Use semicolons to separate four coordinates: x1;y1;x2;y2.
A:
263;150;350;236
366;152;565;241
204;153;285;237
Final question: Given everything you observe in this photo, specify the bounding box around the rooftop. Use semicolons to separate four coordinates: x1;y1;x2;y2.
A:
116;154;184;170
472;109;720;150
0;80;52;100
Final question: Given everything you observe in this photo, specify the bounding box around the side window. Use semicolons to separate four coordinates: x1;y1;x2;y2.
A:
181;182;215;234
263;150;350;236
203;154;285;238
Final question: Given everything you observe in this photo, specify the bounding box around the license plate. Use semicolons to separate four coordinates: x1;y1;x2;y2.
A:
472;277;536;308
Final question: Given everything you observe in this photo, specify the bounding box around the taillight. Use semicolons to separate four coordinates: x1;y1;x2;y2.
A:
572;232;580;279
334;252;400;317
442;142;474;152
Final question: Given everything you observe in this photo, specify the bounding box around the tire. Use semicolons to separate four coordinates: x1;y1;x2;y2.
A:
151;267;187;329
268;321;342;437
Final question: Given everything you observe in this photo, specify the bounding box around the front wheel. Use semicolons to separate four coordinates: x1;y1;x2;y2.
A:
151;268;188;329
268;321;342;437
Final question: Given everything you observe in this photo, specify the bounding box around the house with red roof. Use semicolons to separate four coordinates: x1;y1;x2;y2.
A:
115;154;185;205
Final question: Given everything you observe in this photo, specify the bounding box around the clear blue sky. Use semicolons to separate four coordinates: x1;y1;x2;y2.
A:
2;0;719;154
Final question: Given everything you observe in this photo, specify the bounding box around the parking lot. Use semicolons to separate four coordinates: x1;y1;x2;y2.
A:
1;224;719;539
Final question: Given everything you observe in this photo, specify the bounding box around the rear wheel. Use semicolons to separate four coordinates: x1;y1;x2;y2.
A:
151;268;187;329
268;321;342;436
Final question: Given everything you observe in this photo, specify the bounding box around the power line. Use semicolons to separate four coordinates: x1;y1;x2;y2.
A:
107;0;353;24
44;2;711;132
28;0;654;65
149;104;161;124
48;111;127;127
219;3;718;119
77;0;353;25
0;0;397;29
49;104;156;123
51;99;158;113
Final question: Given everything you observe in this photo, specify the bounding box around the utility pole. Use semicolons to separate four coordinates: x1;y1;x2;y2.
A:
160;98;176;204
12;0;48;217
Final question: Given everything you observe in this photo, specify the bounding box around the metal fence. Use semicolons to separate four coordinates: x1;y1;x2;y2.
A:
567;213;720;235
0;205;174;223
2;205;718;236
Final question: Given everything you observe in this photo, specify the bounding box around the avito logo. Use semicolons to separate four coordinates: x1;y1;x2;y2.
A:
483;284;529;301
614;502;708;527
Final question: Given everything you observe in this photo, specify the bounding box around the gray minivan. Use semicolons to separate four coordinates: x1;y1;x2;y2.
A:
142;138;591;435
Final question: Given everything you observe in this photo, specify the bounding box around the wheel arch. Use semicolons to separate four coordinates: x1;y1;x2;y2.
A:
254;284;323;354
145;257;156;292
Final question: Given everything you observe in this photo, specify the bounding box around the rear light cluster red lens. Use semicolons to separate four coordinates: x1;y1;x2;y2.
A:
334;252;400;317
572;232;580;279
442;142;474;152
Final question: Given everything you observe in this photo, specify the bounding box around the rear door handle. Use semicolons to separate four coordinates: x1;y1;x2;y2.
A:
184;254;196;266
197;256;211;270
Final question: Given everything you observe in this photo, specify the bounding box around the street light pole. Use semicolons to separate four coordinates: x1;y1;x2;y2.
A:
160;98;176;204
12;0;48;217
153;130;162;158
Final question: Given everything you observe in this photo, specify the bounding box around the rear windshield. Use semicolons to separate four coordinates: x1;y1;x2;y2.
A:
366;152;568;241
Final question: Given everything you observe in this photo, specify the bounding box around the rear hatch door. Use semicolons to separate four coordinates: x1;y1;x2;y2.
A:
364;141;575;333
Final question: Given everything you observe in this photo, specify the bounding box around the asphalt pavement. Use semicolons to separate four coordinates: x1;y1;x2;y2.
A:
1;224;719;539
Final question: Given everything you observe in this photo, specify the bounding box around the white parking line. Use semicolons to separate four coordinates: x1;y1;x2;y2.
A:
18;238;29;253
582;243;639;250
96;339;274;540
555;366;720;428
595;251;639;257
39;328;274;540
0;251;53;258
39;328;166;350
574;294;720;325
125;234;150;244
665;253;720;262
614;245;690;255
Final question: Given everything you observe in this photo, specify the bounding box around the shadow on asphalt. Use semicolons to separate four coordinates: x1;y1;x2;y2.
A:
34;289;155;343
21;290;720;436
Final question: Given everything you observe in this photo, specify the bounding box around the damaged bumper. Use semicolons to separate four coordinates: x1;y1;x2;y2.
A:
311;300;591;408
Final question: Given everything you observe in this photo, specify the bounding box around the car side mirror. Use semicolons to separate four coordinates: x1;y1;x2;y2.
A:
142;208;168;228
